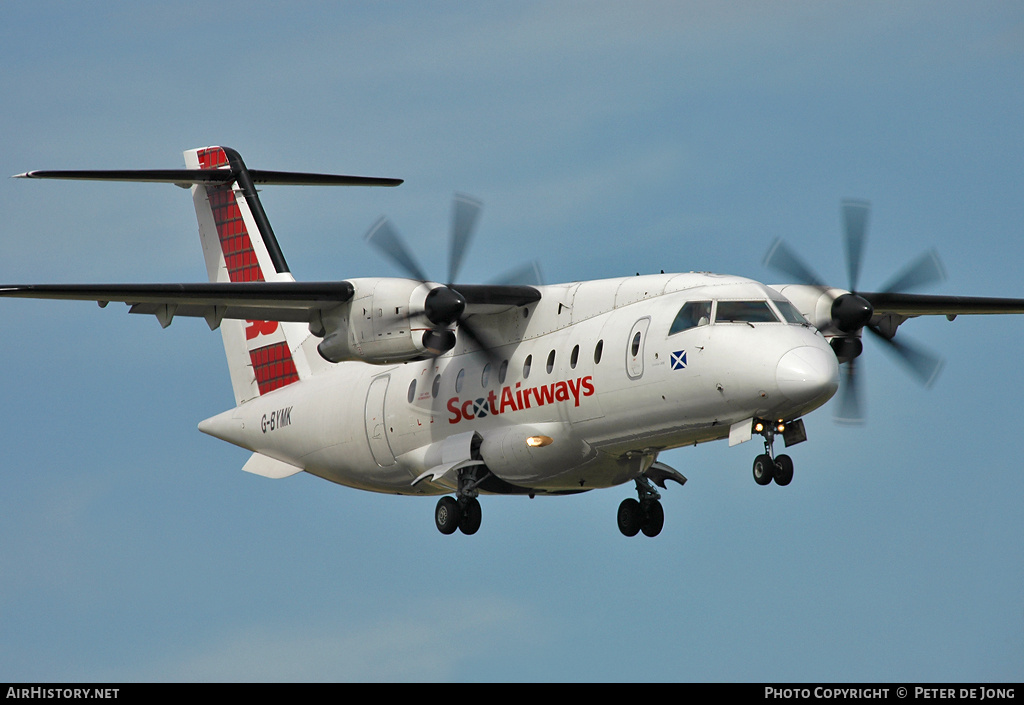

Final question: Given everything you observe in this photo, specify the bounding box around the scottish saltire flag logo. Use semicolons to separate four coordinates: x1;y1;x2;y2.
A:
671;350;687;370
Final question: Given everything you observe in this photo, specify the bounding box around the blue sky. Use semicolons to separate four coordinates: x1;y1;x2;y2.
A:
0;1;1021;682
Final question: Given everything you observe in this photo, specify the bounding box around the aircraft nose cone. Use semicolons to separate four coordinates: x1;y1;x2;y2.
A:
776;345;840;406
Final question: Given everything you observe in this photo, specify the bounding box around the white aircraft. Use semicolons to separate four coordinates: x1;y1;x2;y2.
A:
7;146;1024;537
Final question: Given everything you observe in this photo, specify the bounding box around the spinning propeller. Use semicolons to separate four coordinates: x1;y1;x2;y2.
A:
365;194;541;359
764;200;947;423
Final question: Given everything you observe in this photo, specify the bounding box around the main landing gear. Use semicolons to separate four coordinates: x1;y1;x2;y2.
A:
434;467;486;536
752;420;795;487
434;495;482;535
617;477;665;538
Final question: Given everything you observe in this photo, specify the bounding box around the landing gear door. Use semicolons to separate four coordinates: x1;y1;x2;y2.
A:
364;374;396;467
626;317;651;380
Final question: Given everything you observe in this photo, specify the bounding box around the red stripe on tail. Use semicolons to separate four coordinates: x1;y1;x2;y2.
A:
198;147;299;395
249;341;300;394
198;147;264;284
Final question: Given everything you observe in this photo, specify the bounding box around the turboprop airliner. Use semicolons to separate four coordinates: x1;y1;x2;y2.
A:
6;146;1024;537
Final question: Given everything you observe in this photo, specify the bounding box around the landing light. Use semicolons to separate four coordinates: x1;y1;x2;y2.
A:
526;435;553;448
752;419;786;435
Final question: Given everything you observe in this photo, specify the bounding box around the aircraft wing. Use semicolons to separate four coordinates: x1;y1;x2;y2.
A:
0;281;541;328
861;292;1024;316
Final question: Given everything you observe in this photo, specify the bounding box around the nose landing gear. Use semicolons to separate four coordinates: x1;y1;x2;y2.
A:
752;419;795;487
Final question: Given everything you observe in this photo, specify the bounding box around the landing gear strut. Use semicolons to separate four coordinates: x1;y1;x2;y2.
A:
752;420;794;487
434;466;487;536
617;477;664;538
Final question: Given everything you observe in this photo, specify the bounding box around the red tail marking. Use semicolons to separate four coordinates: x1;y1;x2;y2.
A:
199;147;299;395
245;319;280;340
250;342;300;395
197;147;264;284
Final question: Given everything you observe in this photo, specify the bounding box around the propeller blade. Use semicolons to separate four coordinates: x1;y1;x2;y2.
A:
489;260;544;287
842;199;870;292
763;238;828;288
449;194;482;284
364;216;429;282
765;200;950;426
835;358;864;425
867;325;944;388
877;249;947;294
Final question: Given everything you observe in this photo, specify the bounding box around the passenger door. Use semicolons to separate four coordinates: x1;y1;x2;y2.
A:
626;317;650;380
364;374;396;467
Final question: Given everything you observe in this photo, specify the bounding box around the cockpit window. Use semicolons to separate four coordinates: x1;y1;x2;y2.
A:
773;299;809;324
714;300;779;323
669;301;712;335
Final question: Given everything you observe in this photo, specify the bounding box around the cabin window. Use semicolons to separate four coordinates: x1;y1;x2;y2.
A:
570;344;580;369
431;374;441;398
715;300;779;324
594;340;604;364
498;359;509;385
631;331;642;356
455;368;465;393
669;301;712;335
481;363;491;388
546;350;555;374
407;379;417;403
523;354;532;379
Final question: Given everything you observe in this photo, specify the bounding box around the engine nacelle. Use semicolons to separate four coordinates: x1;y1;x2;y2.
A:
313;278;455;364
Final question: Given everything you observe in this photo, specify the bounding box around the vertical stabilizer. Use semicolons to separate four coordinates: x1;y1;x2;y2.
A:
11;146;403;405
184;146;311;404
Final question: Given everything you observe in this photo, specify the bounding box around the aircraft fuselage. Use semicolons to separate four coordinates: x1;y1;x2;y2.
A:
199;272;839;495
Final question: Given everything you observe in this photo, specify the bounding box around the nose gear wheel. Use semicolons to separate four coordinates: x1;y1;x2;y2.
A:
751;422;796;487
